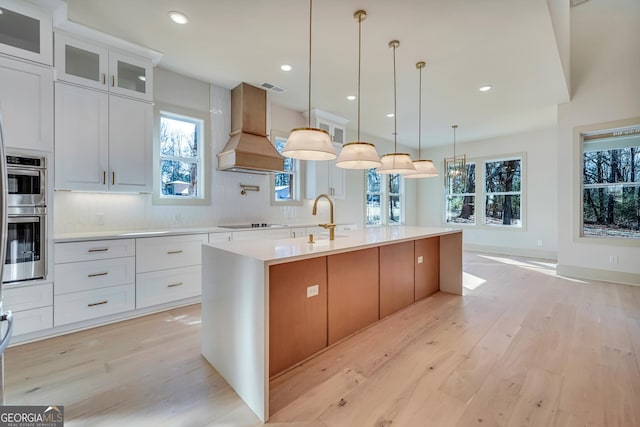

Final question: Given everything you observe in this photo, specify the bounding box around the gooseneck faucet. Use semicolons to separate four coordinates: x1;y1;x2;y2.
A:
312;193;336;240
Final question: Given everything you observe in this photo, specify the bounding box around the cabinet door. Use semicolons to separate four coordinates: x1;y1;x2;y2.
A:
269;256;327;376
109;51;153;101
305;143;345;200
328;142;345;199
0;0;52;65
414;237;440;301
0;57;53;151
54;82;109;191
327;248;379;345
108;95;152;192
379;241;415;318
54;33;109;91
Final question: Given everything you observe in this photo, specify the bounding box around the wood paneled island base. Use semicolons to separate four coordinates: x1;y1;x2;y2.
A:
201;226;462;422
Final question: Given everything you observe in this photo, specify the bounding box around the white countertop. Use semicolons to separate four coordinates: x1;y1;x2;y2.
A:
205;226;461;264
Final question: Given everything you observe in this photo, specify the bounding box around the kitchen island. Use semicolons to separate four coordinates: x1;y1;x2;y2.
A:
201;226;462;422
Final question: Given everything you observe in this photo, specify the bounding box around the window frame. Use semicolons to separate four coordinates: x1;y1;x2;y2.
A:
152;103;210;206
444;161;477;226
575;117;640;244
483;156;523;228
270;130;303;206
366;169;404;227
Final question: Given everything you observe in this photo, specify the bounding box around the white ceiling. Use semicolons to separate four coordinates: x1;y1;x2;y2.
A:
57;0;569;149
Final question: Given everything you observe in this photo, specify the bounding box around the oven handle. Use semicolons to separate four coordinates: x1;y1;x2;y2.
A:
7;168;40;177
8;216;41;224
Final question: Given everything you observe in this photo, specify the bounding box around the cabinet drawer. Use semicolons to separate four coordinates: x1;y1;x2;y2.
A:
136;265;201;309
4;283;53;312
209;232;231;242
55;257;135;295
136;234;207;272
12;306;53;336
54;284;135;326
55;239;135;263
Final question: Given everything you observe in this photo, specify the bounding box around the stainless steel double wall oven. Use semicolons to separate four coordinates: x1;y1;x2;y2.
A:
4;153;46;283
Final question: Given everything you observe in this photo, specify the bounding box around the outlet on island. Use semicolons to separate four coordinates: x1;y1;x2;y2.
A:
306;284;319;298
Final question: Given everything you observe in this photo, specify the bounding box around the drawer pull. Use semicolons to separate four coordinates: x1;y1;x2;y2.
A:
88;247;109;253
88;272;109;278
88;300;108;307
167;250;183;255
167;282;183;288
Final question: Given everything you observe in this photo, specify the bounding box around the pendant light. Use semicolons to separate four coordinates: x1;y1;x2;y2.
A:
336;10;381;169
282;0;336;161
444;124;466;188
377;40;415;175
406;61;438;179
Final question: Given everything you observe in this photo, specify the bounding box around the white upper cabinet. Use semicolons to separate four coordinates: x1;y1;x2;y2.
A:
55;82;152;192
54;32;153;101
0;56;53;151
0;0;53;65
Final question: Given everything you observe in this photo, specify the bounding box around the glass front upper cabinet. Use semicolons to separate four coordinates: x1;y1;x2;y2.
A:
0;0;53;65
54;32;153;101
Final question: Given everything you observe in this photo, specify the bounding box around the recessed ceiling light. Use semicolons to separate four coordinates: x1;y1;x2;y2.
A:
386;113;395;118
347;95;356;101
280;64;292;71
479;85;493;92
168;11;189;24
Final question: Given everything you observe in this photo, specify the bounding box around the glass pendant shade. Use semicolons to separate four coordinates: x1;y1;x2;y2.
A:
282;127;336;160
336;142;381;169
377;153;416;174
405;159;438;178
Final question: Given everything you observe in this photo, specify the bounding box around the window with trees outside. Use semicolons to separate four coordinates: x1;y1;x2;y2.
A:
445;163;476;224
484;158;522;227
366;169;403;226
272;136;300;204
159;111;203;198
582;127;640;239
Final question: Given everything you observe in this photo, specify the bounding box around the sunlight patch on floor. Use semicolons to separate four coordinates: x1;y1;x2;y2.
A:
476;254;590;284
463;272;487;290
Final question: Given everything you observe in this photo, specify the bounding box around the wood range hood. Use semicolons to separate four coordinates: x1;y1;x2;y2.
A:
217;82;285;174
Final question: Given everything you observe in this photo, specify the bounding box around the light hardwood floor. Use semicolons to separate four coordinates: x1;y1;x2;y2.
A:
6;252;640;426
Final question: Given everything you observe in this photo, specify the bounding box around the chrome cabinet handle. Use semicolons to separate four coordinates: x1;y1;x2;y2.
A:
111;75;115;87
88;300;108;307
88;247;109;253
167;250;183;254
167;282;183;288
102;73;106;85
88;272;108;278
102;170;106;185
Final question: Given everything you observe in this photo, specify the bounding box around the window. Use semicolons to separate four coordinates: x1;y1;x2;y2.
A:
582;126;640;239
159;111;203;199
445;162;476;224
271;135;301;205
484;158;522;227
366;169;403;226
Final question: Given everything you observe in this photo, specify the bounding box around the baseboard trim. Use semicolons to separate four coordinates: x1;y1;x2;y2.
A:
556;264;640;287
464;244;557;261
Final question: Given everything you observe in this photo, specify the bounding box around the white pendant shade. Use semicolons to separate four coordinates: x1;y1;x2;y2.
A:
282;127;336;160
377;153;416;174
405;159;438;178
336;142;381;169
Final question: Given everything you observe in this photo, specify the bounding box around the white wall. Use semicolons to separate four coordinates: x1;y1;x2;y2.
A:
416;127;558;259
556;0;640;283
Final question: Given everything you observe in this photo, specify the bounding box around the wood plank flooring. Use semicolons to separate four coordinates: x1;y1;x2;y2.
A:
5;251;640;426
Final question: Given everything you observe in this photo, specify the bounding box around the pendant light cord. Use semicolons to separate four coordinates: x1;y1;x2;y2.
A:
357;12;362;142
392;42;398;152
307;0;313;128
418;64;422;159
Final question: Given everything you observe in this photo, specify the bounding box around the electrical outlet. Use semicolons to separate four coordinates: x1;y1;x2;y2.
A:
537;239;543;246
609;255;619;265
417;256;424;264
307;284;319;298
95;212;104;225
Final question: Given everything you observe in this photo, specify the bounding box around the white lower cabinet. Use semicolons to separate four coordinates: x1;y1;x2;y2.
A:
136;265;201;309
54;284;135;326
4;283;53;336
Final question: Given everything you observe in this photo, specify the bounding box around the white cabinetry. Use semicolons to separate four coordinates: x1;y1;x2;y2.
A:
305;110;349;200
54;239;136;326
135;234;207;308
0;56;53;151
54;33;153;101
3;283;53;336
54;82;152;192
0;0;53;65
